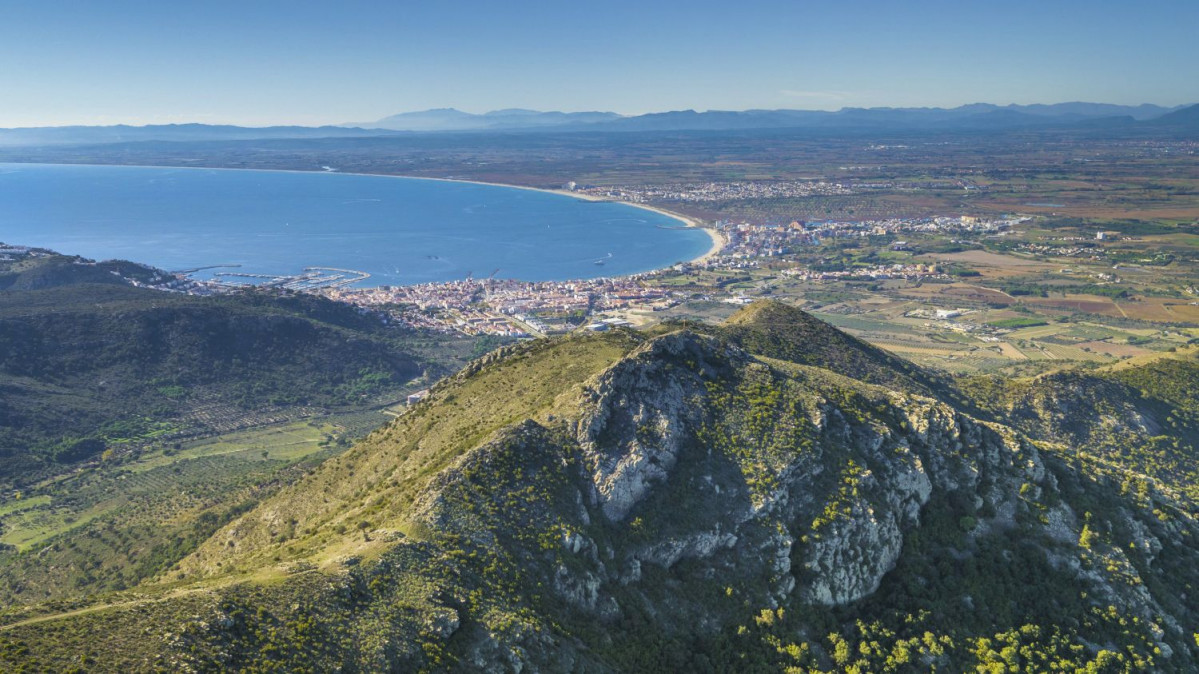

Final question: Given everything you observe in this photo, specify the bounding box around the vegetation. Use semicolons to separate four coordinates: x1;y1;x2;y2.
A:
0;273;487;486
959;349;1199;506
2;301;1195;671
988;317;1049;329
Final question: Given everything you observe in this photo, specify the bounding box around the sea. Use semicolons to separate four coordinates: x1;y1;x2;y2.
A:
0;163;712;286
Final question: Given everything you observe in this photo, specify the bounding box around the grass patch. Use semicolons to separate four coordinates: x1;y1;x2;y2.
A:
989;317;1049;329
132;421;338;473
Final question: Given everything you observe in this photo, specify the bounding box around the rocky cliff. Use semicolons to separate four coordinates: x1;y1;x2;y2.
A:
4;302;1196;672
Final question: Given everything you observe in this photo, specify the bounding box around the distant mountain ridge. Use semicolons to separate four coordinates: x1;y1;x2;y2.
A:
1148;102;1199;128
348;107;622;131
0;103;1193;147
353;102;1185;132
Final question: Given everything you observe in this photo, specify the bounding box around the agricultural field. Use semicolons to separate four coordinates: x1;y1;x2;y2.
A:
0;409;391;609
637;166;1199;373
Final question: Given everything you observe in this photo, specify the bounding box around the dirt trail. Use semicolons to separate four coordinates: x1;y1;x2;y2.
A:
0;586;212;632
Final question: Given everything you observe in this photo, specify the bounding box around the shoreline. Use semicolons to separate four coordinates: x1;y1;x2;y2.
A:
413;179;726;263
0;160;724;274
402;176;724;262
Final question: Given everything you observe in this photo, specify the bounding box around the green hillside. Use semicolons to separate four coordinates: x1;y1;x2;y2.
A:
2;300;1196;672
0;279;461;485
959;347;1199;506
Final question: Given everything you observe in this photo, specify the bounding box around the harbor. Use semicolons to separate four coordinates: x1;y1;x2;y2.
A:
206;266;371;291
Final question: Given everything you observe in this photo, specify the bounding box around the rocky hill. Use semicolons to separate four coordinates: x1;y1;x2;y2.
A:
1;302;1196;672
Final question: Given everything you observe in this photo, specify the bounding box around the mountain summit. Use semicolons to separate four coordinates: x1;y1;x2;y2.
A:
350;108;621;131
4;301;1195;671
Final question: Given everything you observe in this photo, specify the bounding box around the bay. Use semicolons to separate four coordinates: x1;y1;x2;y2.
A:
0;163;712;286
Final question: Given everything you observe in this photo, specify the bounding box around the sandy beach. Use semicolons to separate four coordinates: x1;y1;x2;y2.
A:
385;175;727;265
609;200;726;263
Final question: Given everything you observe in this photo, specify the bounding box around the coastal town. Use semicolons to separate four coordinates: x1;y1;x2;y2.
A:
573;180;854;203
4;209;1030;341
270;213;1024;337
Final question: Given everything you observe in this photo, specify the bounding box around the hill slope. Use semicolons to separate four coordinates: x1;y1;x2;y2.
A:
2;302;1196;671
0;254;476;486
960;347;1199;505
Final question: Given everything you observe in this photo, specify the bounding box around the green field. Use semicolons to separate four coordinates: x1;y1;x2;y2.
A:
131;420;344;473
0;410;390;609
0;495;50;518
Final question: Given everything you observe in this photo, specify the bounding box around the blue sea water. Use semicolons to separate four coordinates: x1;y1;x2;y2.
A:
0;163;712;286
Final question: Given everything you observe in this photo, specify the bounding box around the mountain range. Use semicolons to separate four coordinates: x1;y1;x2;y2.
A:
1;103;1196;147
347;108;623;132
350;102;1186;132
2;299;1196;671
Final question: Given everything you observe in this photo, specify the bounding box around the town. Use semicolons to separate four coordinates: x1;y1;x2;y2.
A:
69;211;1021;339
572;179;854;203
304;213;1023;337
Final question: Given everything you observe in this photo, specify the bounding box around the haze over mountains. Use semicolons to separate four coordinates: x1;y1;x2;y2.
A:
1;102;1195;147
351;102;1185;132
348;108;624;132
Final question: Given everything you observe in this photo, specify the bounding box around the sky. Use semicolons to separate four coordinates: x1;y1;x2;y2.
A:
1;0;1196;127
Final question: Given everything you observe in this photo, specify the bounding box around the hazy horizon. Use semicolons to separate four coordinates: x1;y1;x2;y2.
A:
2;0;1196;128
0;100;1192;130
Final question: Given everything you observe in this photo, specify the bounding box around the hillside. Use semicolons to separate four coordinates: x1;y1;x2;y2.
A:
0;252;168;291
0;253;494;616
708;301;958;400
1147;103;1199;131
1;301;1197;671
0;254;486;487
959;348;1199;506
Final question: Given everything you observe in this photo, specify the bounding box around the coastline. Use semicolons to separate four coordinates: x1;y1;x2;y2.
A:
313;171;728;266
609;200;726;263
0;161;724;272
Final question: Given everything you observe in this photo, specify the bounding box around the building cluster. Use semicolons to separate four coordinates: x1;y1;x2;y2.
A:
820;214;1019;237
321;275;680;336
781;262;949;283
1016;242;1105;259
574;180;853;203
715;221;815;258
702;215;1023;262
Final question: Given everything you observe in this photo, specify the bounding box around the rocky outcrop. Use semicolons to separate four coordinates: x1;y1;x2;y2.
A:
401;330;1197;667
575;332;729;521
156;322;1199;672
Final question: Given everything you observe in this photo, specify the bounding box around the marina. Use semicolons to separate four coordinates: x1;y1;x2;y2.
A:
209;266;371;290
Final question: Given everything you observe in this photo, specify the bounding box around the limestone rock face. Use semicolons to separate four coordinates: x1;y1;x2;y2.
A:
169;325;1199;671
369;331;1196;667
575;333;726;521
803;499;905;605
564;334;1053;613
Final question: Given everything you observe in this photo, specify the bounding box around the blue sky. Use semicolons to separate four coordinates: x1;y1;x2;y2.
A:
1;0;1195;127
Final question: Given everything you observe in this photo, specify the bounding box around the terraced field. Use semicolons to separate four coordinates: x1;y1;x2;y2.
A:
0;406;399;609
